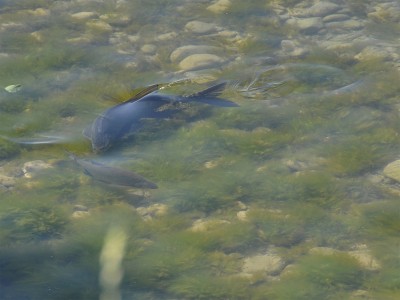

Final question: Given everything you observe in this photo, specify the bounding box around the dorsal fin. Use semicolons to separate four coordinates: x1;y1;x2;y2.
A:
188;82;227;98
122;84;160;103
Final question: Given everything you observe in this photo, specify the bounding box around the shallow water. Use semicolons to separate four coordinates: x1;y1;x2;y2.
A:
1;0;400;299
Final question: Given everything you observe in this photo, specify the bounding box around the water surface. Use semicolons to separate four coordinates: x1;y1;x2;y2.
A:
1;0;400;299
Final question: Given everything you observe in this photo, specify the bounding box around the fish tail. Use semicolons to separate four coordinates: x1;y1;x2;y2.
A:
186;82;239;107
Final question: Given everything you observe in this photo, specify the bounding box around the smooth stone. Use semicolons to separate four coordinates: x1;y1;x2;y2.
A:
100;13;131;26
286;17;324;34
170;45;221;63
86;20;113;32
322;13;350;23
72;211;90;218
354;46;399;62
155;32;178;41
348;245;381;271
241;252;285;276
70;11;98;20
190;219;230;232
141;44;157;54
184;21;217;34
207;0;231;14
324;19;364;31
22;160;53;178
383;160;400;182
307;1;340;17
137;203;168;219
0;174;16;188
178;53;225;71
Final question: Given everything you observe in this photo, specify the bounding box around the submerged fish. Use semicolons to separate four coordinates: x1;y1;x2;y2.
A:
68;152;157;189
0;134;72;145
83;82;238;152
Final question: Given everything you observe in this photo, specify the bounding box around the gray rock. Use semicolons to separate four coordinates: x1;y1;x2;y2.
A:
178;53;225;71
170;45;221;63
184;21;218;34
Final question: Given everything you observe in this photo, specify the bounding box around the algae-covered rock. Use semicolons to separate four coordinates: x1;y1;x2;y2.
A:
0;138;19;159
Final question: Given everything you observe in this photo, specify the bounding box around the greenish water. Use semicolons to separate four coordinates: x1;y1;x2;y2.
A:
1;0;400;299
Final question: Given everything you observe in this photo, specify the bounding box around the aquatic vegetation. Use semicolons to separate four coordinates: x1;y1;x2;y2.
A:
0;136;20;159
248;209;305;247
168;273;250;299
0;206;68;243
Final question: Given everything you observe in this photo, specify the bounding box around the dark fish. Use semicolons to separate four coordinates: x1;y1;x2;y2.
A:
83;82;238;152
68;152;157;189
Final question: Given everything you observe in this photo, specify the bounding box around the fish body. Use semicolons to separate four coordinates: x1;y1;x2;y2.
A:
84;82;237;152
68;153;157;189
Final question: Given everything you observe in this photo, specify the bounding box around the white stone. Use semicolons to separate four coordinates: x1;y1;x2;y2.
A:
23;160;53;178
383;160;400;182
141;44;157;54
207;0;231;14
241;252;285;276
185;21;217;34
307;2;340;17
71;11;98;20
0;174;16;188
170;45;221;63
178;54;225;71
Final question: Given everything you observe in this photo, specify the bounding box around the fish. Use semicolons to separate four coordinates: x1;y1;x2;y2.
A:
0;134;72;145
67;152;157;189
83;82;238;152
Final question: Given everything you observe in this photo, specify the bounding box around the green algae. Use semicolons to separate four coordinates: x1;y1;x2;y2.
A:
168;274;249;300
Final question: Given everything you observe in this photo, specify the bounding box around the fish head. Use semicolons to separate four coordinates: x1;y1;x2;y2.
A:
91;133;112;153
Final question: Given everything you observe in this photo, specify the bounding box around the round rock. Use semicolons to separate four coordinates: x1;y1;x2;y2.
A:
383;160;400;182
185;21;218;34
178;53;225;71
170;45;221;63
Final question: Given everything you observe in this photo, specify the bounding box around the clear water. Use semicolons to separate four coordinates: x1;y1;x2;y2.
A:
1;0;400;299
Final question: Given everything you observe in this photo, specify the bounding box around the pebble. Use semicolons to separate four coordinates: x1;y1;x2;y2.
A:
322;13;350;23
324;19;364;31
178;53;225;71
155;32;178;42
310;245;381;271
22;160;53;178
0;174;16;189
140;44;157;55
190;218;230;232
136;203;168;220
241;251;285;276
383;160;400;182
70;11;98;20
170;45;221;63
86;20;113;32
286;17;324;34
305;1;340;17
184;21;218;34
207;0;231;14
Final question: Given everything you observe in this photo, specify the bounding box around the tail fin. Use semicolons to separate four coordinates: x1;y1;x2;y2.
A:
187;82;239;107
